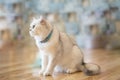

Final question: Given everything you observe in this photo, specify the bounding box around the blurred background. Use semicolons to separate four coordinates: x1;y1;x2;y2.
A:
0;0;120;49
0;0;120;50
0;0;120;80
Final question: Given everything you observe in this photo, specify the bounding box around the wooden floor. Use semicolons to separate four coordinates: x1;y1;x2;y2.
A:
0;42;120;80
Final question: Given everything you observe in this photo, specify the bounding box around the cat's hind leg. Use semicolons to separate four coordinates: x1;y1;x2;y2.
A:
65;46;83;74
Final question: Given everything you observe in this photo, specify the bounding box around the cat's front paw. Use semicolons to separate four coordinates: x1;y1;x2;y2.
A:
39;69;44;75
43;71;52;76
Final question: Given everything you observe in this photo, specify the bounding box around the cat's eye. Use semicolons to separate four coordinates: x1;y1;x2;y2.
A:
32;25;35;29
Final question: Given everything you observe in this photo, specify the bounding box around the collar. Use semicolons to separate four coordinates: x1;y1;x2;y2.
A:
40;29;53;43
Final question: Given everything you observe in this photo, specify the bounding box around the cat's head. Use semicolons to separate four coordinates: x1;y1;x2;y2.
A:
29;16;52;41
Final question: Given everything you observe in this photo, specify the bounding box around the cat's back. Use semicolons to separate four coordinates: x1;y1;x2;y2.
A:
59;32;76;46
58;32;75;54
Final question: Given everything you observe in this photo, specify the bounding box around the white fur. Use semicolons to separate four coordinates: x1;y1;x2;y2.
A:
34;36;42;41
34;36;51;50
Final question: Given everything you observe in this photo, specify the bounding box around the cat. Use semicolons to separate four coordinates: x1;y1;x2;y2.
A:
29;16;100;76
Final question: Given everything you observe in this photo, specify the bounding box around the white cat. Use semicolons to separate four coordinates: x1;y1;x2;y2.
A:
29;16;100;76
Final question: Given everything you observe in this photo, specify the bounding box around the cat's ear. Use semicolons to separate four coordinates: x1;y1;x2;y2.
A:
33;17;36;21
40;18;46;25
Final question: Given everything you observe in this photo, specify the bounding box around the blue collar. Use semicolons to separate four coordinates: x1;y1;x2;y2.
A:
40;29;53;43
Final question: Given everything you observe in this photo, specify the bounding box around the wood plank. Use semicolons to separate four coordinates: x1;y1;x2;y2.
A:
0;44;120;80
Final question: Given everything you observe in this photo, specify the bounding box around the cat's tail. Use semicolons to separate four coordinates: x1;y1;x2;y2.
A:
79;62;101;76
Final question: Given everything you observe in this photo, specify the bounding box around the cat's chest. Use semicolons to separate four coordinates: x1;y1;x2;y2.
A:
37;42;54;55
34;36;48;48
35;40;50;49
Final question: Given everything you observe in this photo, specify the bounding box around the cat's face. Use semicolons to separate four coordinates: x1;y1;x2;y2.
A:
29;16;52;41
29;17;43;37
